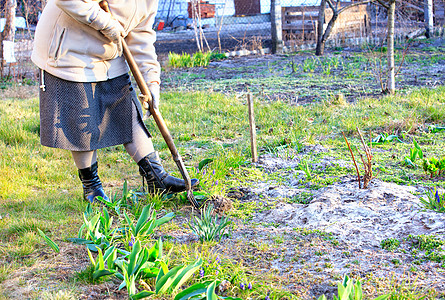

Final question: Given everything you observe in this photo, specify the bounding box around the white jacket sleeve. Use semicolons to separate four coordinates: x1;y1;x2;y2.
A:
54;0;113;31
125;11;161;84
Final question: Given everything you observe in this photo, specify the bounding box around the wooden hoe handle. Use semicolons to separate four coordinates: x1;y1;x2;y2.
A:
99;0;199;208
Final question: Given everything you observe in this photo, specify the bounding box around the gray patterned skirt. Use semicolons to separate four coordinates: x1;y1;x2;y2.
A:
39;71;150;151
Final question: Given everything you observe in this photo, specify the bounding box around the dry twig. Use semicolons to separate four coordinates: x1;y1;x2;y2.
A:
343;132;361;188
343;128;379;189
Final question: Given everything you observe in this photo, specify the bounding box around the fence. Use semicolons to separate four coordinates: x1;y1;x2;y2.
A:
154;0;272;56
1;0;445;81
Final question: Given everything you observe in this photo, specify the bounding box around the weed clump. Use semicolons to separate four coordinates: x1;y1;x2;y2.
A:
380;238;400;251
168;51;226;68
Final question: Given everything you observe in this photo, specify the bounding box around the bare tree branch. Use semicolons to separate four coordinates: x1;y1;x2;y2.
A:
376;0;389;10
338;0;375;14
326;0;336;11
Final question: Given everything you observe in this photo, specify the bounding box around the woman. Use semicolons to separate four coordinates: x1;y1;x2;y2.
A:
32;0;198;202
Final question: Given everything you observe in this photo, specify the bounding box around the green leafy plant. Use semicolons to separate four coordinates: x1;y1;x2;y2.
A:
88;245;118;279
114;240;158;299
123;205;175;240
37;228;60;253
408;234;444;251
98;181;141;215
302;57;317;73
380;238;400;251
317;275;390;300
209;52;227;61
419;187;445;213
168;51;222;68
69;206;116;251
372;133;401;145
404;139;423;167
153;258;203;296
428;124;445;133
319;57;339;76
407;234;445;265
192;52;210;67
188;204;231;242
175;280;242;300
422;157;445;178
91;238;167;299
70;198;209;299
299;160;312;180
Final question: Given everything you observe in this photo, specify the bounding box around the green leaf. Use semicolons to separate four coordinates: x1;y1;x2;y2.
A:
155;264;184;294
174;281;212;300
67;237;95;244
147;238;162;262
337;282;346;299
84;203;93;218
198;158;213;170
317;296;327;300
404;157;415;167
342;280;353;300
154;212;175;229
124;211;136;234
93;269;115;279
123;180;129;198
206;280;218;300
86;243;103;252
130;291;155;299
418;149;424;159
135;205;152;236
373;295;390;300
354;281;363;300
87;248;96;267
115;271;124;281
128;240;142;275
386;134;399;141
103;245;116;264
37;228;60;253
157;261;169;278
96;247;105;270
138;218;156;237
170;258;203;293
86;213;101;232
141;266;159;278
103;206;110;223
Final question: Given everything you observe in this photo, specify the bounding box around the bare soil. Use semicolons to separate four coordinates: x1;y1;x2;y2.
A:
162;38;445;105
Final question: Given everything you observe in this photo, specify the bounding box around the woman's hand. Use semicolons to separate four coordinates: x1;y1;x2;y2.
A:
100;18;125;56
141;82;160;119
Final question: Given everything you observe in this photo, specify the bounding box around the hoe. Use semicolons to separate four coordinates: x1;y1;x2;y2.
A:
100;0;200;209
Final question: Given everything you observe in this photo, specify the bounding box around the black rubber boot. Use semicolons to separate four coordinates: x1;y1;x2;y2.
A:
78;162;109;203
138;152;199;194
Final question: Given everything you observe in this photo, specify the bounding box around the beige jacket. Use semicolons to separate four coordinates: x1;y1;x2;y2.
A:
31;0;160;83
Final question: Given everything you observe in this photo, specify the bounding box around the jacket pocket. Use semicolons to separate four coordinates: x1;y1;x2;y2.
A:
49;27;66;61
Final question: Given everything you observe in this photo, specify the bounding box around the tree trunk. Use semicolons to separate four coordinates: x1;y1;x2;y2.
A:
1;0;17;77
315;0;373;56
424;0;434;38
315;0;327;56
271;0;283;54
316;12;339;56
387;0;396;94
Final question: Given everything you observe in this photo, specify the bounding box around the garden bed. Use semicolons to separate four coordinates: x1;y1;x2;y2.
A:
1;37;445;299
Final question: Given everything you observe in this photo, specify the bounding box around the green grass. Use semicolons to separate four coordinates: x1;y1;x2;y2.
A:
168;51;227;68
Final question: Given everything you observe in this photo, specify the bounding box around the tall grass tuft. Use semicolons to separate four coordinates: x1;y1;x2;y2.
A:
168;51;226;68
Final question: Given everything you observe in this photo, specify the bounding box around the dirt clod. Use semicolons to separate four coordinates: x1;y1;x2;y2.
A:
209;195;233;214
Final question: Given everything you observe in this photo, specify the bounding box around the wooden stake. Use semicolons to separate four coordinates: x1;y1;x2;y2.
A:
247;94;258;163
